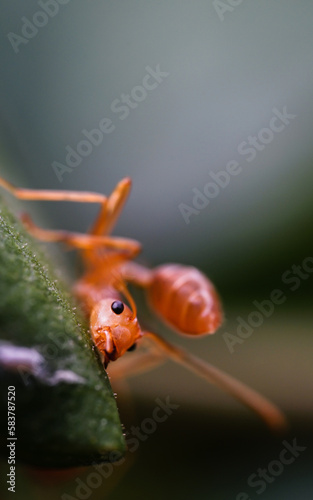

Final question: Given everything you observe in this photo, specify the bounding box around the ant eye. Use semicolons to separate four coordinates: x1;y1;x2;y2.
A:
111;300;124;315
127;343;137;352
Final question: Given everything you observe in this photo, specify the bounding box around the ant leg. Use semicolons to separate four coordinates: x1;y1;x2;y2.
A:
0;175;109;205
88;177;132;237
83;177;133;266
20;213;141;254
120;261;154;287
0;174;109;264
0;175;135;265
144;332;288;434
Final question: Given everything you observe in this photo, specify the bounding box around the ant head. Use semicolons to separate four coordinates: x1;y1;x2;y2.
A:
90;298;142;367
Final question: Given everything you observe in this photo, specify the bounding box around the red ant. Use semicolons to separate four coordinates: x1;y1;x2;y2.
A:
0;176;287;432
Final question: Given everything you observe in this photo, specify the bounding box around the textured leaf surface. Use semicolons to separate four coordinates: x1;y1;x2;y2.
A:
0;199;125;467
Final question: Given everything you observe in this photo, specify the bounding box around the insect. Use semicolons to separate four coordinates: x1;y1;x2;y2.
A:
0;175;287;432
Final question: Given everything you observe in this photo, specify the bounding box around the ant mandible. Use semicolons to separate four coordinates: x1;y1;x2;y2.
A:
0;176;287;433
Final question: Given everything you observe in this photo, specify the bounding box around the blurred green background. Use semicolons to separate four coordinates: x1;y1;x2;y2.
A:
0;1;312;499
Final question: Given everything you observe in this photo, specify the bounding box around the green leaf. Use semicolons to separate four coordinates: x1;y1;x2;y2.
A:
0;198;125;468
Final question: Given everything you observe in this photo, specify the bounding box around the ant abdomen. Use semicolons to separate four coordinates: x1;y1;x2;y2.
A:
147;264;223;335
